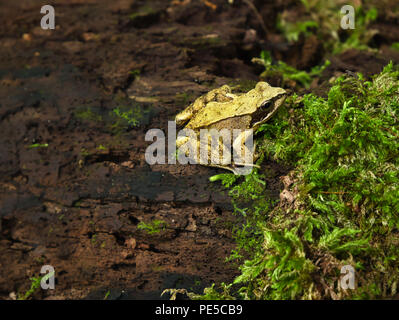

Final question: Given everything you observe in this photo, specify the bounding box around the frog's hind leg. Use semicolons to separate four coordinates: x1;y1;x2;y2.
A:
232;130;255;162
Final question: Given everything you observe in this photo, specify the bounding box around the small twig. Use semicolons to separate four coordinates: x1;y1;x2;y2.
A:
201;0;217;10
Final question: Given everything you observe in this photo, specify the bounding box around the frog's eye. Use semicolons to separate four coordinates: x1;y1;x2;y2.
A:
260;100;272;110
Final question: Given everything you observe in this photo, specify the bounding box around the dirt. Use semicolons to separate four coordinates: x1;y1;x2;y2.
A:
0;0;399;300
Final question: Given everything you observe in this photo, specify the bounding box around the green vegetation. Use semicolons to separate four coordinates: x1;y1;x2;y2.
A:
28;143;48;149
278;1;378;54
200;63;399;299
91;233;97;245
104;290;111;300
253;50;330;88
391;42;399;51
97;144;107;151
338;6;378;53
112;107;140;127
74;104;149;133
18;271;55;300
18;276;42;300
80;148;90;158
111;106;146;130
74;107;102;122
129;69;141;78
138;219;167;235
277;19;318;43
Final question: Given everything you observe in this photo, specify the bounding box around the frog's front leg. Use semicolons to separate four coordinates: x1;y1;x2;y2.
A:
176;132;201;163
232;129;256;172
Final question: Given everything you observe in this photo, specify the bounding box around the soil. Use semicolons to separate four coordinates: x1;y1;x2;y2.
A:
0;0;399;300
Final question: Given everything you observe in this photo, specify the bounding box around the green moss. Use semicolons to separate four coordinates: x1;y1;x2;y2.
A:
138;219;167;235
76;101;152;134
277;2;378;54
80;148;90;158
111;106;146;131
200;63;399;300
129;69;141;78
253;50;330;88
91;234;97;245
74;107;102;122
391;42;399;51
337;7;378;53
277;18;318;42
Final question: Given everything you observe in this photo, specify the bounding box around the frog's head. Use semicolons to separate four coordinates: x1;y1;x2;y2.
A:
250;82;287;127
255;82;287;111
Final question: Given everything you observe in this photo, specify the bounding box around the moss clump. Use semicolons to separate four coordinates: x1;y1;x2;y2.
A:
137;219;167;235
202;63;399;300
112;106;141;128
110;104;153;133
277;1;378;54
253;50;330;88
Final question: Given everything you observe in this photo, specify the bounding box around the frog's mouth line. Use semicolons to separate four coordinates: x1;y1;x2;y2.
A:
251;94;285;127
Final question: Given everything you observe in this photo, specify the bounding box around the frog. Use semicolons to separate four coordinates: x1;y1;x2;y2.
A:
175;81;287;174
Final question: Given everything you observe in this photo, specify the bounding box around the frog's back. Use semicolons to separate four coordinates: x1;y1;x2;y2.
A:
185;82;285;129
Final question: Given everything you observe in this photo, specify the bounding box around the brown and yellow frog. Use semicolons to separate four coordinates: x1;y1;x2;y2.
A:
175;82;286;174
